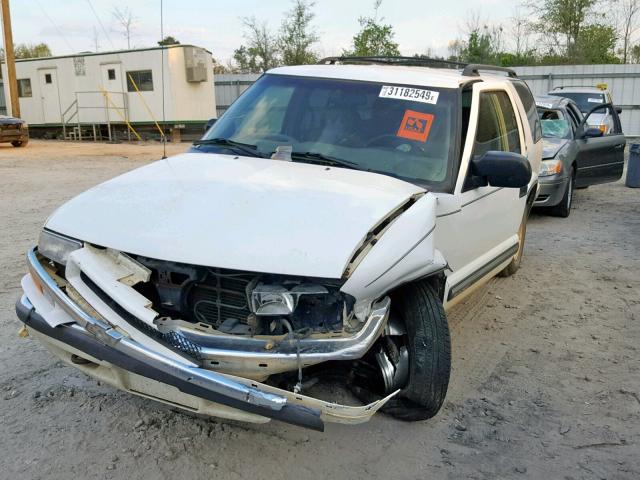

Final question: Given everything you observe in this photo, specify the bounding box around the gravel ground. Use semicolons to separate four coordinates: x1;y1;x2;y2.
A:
1;140;639;479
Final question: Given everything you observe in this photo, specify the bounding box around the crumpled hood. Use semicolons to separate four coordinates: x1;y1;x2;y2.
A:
542;137;569;159
46;153;425;278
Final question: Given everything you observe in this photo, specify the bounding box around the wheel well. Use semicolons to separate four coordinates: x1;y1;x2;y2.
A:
389;271;447;304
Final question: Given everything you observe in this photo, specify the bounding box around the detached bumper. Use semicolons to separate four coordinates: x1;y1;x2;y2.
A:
16;248;396;430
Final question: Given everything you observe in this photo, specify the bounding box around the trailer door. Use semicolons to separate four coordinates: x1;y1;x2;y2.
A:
100;63;125;123
39;68;61;124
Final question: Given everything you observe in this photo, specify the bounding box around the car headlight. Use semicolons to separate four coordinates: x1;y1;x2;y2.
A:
21;122;28;129
250;282;328;316
38;230;82;265
539;159;562;177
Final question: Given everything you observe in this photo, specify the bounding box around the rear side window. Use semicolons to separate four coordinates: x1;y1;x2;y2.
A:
474;91;521;158
513;81;542;143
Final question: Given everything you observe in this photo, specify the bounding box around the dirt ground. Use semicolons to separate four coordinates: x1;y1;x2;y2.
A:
1;140;639;480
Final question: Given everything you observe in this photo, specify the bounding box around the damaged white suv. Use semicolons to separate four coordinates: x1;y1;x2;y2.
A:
16;58;541;431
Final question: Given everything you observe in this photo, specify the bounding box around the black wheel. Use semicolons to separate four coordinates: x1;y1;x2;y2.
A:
499;201;530;277
11;140;28;147
378;282;451;421
548;167;574;218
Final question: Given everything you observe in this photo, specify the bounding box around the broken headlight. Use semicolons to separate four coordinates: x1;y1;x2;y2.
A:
249;283;329;316
38;229;82;265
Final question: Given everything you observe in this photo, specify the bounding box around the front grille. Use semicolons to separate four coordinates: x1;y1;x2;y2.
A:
79;271;202;360
187;269;254;327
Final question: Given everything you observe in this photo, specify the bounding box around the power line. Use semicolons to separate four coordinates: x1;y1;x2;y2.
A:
85;0;116;50
32;0;75;52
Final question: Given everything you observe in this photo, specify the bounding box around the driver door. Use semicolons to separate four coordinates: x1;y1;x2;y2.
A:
574;103;626;187
438;84;528;304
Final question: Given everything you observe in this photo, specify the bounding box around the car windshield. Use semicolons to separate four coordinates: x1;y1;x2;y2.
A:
201;74;458;189
537;107;572;139
549;92;605;113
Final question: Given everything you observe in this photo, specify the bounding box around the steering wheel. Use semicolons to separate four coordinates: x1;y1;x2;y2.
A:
366;134;427;154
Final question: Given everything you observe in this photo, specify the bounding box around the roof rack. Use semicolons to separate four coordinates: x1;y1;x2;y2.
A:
551;85;606;91
318;56;466;69
461;64;517;78
318;56;518;79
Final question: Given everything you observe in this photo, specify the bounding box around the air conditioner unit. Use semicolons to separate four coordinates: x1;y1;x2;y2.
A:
184;46;208;83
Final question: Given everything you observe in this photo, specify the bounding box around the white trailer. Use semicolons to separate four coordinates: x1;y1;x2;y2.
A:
1;44;216;139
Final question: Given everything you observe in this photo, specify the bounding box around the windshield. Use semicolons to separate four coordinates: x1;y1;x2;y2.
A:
201;74;458;189
549;92;605;113
537;107;572;139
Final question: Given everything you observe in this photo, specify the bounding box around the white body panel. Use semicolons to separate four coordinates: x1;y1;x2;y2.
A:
45;152;424;280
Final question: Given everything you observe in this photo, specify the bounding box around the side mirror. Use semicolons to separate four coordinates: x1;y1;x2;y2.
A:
615;106;623;114
471;151;532;189
584;127;604;138
204;118;217;133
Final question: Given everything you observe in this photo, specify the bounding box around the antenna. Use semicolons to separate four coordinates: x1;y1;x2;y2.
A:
160;0;167;159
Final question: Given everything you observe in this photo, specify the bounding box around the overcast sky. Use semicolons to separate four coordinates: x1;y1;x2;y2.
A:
4;0;519;62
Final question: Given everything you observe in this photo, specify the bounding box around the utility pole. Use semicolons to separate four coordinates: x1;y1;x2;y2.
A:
1;0;20;118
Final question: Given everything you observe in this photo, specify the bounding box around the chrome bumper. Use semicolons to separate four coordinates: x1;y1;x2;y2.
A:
18;247;396;430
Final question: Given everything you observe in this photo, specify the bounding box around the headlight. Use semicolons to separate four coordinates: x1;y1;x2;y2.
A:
539;159;562;177
38;230;82;265
250;283;328;316
21;122;28;129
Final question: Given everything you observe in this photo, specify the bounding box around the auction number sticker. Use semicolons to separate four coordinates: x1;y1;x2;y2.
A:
379;85;439;104
587;97;603;103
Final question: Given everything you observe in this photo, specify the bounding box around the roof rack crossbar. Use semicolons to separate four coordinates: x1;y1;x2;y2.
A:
461;64;517;78
551;85;603;90
318;56;467;69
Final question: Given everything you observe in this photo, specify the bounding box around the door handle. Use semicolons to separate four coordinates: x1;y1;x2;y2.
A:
613;144;625;150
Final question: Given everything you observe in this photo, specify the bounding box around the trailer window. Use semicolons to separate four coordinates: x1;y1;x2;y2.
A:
17;79;32;98
107;69;116;80
44;73;52;84
127;70;153;92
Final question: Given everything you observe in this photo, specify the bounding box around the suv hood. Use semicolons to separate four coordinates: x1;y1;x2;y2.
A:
45;153;425;278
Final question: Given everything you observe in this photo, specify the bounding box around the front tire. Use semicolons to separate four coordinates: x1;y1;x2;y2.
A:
384;282;451;421
548;168;574;218
11;140;28;147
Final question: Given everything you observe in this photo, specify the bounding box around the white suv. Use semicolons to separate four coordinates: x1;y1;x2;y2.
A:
16;58;541;431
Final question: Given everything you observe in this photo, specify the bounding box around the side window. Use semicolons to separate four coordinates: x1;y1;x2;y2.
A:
473;91;521;159
513;81;542;143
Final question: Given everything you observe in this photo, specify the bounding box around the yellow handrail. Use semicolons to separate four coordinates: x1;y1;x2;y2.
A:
127;73;165;139
100;89;142;142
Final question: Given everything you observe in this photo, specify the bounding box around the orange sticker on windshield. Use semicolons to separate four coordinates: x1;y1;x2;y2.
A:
397;110;434;142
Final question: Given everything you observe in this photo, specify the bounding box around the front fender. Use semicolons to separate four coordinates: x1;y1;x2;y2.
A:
342;193;446;319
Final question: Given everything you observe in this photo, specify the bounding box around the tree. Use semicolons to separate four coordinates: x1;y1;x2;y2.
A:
279;0;319;65
158;36;180;46
212;57;229;74
613;0;640;62
632;42;640;61
112;6;135;49
527;0;599;61
343;0;400;56
575;23;620;62
14;43;52;59
234;16;280;73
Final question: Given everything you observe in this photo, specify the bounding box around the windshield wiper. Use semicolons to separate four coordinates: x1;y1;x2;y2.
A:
193;138;266;158
291;151;361;170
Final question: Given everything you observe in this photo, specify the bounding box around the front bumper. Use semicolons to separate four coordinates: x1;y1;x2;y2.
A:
16;247;396;430
533;175;568;207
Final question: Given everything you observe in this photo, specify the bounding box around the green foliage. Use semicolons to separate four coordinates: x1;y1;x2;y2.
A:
632;43;640;62
234;17;281;73
158;36;180;46
460;30;495;63
344;16;400;57
279;0;319;65
575;24;620;63
14;43;52;59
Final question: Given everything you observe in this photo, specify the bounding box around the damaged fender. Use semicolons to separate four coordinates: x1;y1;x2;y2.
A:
343;193;446;318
